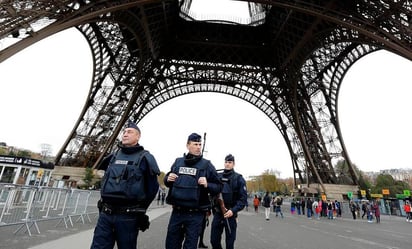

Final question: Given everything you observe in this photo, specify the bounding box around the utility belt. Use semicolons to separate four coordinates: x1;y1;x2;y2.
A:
172;205;205;213
99;201;145;215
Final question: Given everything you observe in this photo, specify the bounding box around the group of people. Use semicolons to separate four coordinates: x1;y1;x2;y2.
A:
90;122;248;249
352;199;381;223
288;197;336;219
262;192;284;220
310;199;342;220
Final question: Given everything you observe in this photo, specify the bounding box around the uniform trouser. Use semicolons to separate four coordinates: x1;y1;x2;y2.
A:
210;213;237;249
90;212;139;249
165;209;204;249
199;213;208;245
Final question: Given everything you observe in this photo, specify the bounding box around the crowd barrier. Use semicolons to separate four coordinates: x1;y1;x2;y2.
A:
0;183;100;236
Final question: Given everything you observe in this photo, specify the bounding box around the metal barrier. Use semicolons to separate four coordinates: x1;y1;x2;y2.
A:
0;184;100;236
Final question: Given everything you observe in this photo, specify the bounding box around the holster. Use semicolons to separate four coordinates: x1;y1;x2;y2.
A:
98;200;150;231
137;214;150;232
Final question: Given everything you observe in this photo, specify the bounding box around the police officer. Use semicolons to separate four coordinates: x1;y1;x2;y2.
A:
90;121;160;249
210;154;247;249
164;133;222;249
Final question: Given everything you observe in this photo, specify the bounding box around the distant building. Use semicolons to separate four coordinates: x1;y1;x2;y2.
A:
380;168;412;183
362;168;412;185
362;171;379;181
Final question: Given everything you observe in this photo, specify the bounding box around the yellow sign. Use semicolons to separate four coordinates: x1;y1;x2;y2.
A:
360;190;366;196
382;189;390;195
37;169;44;178
371;194;383;198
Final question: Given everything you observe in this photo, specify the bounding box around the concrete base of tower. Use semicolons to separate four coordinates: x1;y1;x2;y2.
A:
303;183;359;201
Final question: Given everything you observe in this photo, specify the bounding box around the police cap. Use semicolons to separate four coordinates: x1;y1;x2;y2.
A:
126;120;140;133
225;154;235;162
187;133;202;143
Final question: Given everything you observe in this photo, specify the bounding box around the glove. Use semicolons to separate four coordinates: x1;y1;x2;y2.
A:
137;214;150;232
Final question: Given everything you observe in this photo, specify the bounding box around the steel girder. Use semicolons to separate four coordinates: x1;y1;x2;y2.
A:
1;1;411;190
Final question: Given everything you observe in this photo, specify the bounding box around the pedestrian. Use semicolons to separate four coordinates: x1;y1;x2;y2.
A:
306;198;313;218
321;199;327;217
90;121;160;249
263;192;271;220
367;202;373;223
318;199;323;218
301;198;306;215
361;201;367;219
312;198;320;220
210;154;247;249
290;198;296;215
164;133;222;249
403;200;411;222
157;189;161;205
296;198;301;215
372;199;381;223
335;200;342;218
350;200;357;219
356;202;361;219
327;200;333;219
253;195;260;213
273;196;284;218
161;191;166;205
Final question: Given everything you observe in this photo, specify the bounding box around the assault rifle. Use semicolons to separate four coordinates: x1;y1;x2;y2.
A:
216;193;231;234
201;132;207;155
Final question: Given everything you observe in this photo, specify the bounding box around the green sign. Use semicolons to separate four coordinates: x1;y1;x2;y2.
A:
396;194;408;199
347;192;353;199
403;190;411;196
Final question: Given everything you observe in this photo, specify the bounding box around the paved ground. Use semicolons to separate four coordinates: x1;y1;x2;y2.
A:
1;205;411;249
0;213;98;249
138;208;412;249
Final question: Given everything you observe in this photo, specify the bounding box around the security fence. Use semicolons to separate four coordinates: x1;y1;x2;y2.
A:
0;183;100;236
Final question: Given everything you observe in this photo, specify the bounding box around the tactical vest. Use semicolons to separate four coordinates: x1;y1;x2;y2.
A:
169;158;208;208
220;172;240;208
101;149;147;201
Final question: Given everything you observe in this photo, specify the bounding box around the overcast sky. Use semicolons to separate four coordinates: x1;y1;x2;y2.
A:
1;4;411;179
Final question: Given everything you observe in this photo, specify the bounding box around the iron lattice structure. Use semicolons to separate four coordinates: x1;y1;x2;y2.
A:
1;0;411;192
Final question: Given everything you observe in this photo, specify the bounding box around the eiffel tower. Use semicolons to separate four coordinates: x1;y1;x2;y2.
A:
1;1;411;195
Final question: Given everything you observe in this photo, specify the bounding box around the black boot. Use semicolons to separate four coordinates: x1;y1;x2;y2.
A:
198;242;208;248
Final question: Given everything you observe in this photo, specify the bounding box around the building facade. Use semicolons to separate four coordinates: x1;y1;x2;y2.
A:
0;155;54;186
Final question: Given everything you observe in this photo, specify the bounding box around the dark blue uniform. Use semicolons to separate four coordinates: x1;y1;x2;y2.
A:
164;153;222;249
210;169;247;249
91;144;160;249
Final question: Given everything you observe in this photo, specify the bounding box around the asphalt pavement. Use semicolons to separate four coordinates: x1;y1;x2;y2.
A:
1;205;411;249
